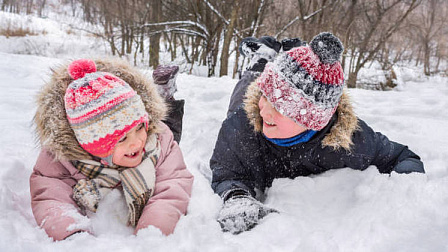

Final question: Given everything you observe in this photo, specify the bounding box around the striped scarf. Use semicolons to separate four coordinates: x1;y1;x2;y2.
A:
72;134;161;226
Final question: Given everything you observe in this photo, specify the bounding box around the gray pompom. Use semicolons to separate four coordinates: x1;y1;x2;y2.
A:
310;32;344;64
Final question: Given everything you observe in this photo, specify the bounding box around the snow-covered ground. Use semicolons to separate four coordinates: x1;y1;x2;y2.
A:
1;10;448;252
1;51;448;252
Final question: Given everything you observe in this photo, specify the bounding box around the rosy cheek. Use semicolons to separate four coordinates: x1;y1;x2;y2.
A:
274;114;284;124
140;133;147;143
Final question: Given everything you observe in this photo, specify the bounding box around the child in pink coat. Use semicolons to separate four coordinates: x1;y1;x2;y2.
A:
30;58;193;241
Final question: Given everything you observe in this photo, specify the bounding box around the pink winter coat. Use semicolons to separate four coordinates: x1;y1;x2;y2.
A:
30;122;193;241
30;58;193;241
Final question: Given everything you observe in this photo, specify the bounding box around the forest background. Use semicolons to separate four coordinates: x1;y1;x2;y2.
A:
1;0;447;90
1;1;448;251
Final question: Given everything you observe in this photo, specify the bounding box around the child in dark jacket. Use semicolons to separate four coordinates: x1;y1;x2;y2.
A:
210;32;424;234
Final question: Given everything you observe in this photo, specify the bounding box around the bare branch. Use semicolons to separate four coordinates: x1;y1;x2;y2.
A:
202;0;229;25
140;20;209;37
274;0;337;39
252;0;266;36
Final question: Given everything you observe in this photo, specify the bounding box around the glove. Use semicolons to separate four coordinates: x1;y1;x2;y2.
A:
393;158;425;174
153;65;179;99
239;36;281;72
72;179;101;212
153;65;179;85
217;195;278;234
281;38;304;51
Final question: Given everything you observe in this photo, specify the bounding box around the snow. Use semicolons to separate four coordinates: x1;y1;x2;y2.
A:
0;11;106;58
2;52;448;252
1;10;448;252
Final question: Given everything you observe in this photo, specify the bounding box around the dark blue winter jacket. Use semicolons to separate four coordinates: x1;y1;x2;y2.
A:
211;81;425;199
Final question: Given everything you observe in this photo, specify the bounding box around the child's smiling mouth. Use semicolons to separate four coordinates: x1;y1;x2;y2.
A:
264;120;276;127
125;149;142;158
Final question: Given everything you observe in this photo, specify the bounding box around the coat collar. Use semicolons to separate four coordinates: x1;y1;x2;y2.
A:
243;81;359;151
34;58;167;161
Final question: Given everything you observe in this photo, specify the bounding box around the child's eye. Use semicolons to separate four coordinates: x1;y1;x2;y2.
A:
137;123;145;131
118;136;127;143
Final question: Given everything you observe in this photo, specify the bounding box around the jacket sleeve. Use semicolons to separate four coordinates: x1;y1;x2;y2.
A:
29;149;90;241
351;119;425;174
135;123;193;235
210;109;261;199
227;71;258;117
162;99;185;144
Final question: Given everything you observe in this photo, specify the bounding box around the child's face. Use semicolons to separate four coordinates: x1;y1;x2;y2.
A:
112;123;148;167
259;96;307;139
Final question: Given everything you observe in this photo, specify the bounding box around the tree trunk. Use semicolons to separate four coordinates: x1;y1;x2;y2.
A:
38;0;47;17
219;0;239;77
164;32;176;61
435;44;441;73
149;0;162;68
423;42;431;76
179;36;191;64
140;28;144;60
347;71;358;88
82;0;91;23
173;34;178;61
26;0;33;15
233;37;241;78
1;0;7;11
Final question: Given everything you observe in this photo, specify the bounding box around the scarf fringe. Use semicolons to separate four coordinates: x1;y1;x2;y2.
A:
128;189;152;226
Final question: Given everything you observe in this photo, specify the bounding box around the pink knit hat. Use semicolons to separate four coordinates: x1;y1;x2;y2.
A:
64;59;148;165
256;32;344;131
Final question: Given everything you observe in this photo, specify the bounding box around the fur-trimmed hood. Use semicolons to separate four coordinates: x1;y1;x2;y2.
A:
243;81;359;150
34;58;167;161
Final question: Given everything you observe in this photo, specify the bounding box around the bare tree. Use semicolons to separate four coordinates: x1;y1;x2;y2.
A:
219;0;239;76
12;0;441;83
345;0;421;88
149;0;162;68
407;0;448;75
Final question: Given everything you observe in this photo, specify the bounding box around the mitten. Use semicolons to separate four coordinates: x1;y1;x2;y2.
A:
217;195;278;234
281;38;304;51
72;179;101;212
153;65;179;100
239;36;281;72
393;158;425;174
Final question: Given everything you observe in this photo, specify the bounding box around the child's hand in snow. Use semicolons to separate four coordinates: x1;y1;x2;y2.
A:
65;231;93;240
217;195;278;234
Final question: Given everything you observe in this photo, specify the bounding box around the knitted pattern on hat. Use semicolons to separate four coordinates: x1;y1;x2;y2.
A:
64;59;149;164
256;32;344;131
